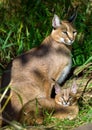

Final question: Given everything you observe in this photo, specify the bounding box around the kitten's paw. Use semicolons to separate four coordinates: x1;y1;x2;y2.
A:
67;114;77;120
35;118;43;125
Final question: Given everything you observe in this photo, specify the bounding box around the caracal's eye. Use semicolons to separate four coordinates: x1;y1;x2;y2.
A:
73;30;77;34
62;31;67;35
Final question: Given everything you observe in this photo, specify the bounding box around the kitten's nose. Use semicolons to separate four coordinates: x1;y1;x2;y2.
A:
64;103;69;107
63;101;70;106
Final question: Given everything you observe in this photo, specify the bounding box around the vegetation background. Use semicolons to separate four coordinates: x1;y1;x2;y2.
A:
0;0;92;130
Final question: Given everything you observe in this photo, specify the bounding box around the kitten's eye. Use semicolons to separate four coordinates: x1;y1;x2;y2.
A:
69;96;72;101
68;96;72;101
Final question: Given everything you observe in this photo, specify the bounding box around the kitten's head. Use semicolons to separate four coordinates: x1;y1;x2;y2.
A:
54;80;78;107
51;14;77;45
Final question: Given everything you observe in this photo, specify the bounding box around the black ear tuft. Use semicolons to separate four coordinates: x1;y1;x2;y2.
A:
68;6;78;23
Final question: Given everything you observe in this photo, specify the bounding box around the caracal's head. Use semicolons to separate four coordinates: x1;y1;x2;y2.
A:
51;14;77;45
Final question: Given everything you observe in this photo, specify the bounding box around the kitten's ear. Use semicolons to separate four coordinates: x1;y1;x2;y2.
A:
51;78;61;94
52;14;61;28
71;80;78;94
54;83;61;94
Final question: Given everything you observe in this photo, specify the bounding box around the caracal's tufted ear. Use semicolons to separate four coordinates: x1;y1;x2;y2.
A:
52;14;61;28
68;6;78;23
71;80;78;94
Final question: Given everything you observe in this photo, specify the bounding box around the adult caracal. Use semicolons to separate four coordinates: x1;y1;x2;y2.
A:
1;13;77;122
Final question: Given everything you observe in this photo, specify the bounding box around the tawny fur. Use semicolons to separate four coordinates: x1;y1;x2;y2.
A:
1;14;77;122
19;82;79;125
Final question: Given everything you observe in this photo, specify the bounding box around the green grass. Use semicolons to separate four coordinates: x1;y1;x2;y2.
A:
0;0;92;129
0;0;92;68
1;100;92;130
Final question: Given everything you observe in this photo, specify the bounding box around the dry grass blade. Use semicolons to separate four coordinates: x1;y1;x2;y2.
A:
0;117;26;130
0;86;10;103
74;62;92;76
